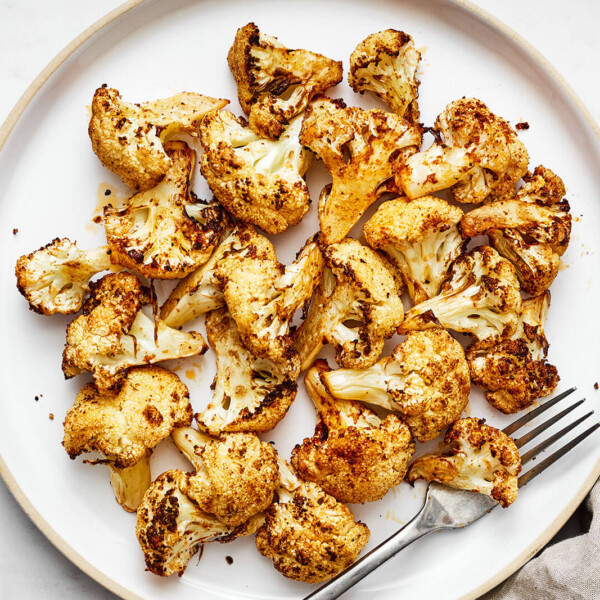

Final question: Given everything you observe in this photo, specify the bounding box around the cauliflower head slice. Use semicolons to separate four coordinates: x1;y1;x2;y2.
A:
348;29;421;123
400;245;522;342
291;360;414;504
323;329;470;442
104;141;225;279
196;309;299;435
294;238;404;371
467;292;559;414
300;97;421;245
15;237;116;315
62;272;207;393
364;196;466;305
407;417;522;508
199;110;311;234
227;22;343;139
89;86;227;190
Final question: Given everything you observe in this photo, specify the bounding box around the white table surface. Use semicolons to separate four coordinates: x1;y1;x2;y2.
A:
1;1;598;598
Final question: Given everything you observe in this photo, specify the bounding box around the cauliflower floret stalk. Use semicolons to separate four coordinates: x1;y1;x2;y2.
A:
400;245;522;343
255;457;370;583
322;329;470;442
199;109;311;234
364;196;466;305
396;97;528;204
461;165;571;295
227;22;343;139
300;97;421;245
15;237;118;315
104;141;225;279
467;292;559;414
196;308;300;435
89;85;228;190
291;360;414;504
348;29;421;124
407;418;522;508
215;235;324;364
62;272;207;394
294;238;404;371
63;366;192;511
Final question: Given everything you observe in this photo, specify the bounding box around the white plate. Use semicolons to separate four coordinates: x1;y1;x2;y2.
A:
1;0;599;599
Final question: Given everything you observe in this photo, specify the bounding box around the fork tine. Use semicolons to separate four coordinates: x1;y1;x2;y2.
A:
503;387;577;436
518;422;600;488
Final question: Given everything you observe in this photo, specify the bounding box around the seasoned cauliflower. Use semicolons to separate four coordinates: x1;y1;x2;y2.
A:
300;96;421;244
400;245;522;342
294;238;404;371
407;418;522;507
62;272;207;393
63;366;192;511
228;23;343;139
199;110;310;234
348;29;421;124
323;329;470;442
291;360;414;504
363;196;466;305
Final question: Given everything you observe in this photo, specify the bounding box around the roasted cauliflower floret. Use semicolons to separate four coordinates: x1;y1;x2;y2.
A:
363;196;466;305
63;366;192;511
461;166;571;295
400;245;522;342
323;329;470;442
407;418;522;507
228;22;343;139
294;238;404;371
15;238;116;315
199;110;311;234
62;272;207;393
397;98;528;204
300;96;421;244
291;360;414;504
467;292;559;414
348;29;421;124
89;86;227;190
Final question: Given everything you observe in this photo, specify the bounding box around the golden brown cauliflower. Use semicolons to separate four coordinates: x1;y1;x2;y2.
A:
294;238;404;371
323;329;470;442
291;360;414;504
300;97;421;245
363;196;466;305
89;86;227;190
227;23;343;139
407;418;522;508
62;272;207;393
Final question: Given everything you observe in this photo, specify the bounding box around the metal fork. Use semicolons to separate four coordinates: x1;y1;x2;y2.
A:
305;387;599;600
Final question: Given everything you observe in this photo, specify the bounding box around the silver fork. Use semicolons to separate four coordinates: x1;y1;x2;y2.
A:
305;387;599;600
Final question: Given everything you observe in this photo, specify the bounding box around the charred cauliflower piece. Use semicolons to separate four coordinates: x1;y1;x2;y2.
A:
363;196;466;305
397;98;528;204
15;238;116;315
89;86;227;190
461;166;571;295
228;23;343;139
291;360;414;504
62;272;207;393
104;141;225;279
400;245;522;342
63;366;192;511
300;97;421;244
199;110;310;234
467;292;559;414
349;29;421;124
294;238;404;371
407;418;522;507
323;329;470;442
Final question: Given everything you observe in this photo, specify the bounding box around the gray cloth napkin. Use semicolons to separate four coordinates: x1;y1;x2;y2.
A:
481;481;600;599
